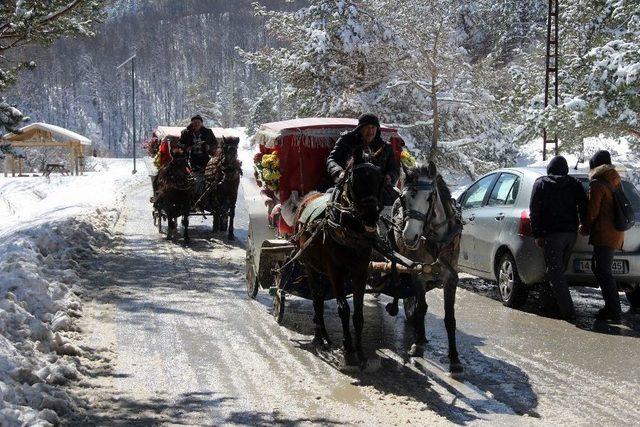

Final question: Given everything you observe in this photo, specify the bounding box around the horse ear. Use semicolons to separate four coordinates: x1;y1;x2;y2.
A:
427;161;437;179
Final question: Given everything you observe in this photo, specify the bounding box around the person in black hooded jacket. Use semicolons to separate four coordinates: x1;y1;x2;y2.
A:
326;113;399;206
530;155;588;320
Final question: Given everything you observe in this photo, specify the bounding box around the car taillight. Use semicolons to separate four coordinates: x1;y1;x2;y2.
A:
518;209;533;237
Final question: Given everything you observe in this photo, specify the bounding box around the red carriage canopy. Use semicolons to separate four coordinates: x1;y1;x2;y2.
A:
253;118;405;234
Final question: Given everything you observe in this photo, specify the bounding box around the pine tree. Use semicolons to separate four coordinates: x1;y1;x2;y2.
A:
246;84;278;134
508;0;640;153
185;78;222;126
238;0;403;117
0;0;106;132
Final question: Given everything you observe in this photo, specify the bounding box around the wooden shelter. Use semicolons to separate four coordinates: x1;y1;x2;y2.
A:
2;122;92;177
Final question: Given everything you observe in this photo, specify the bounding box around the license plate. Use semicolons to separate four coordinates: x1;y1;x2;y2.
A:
574;259;628;274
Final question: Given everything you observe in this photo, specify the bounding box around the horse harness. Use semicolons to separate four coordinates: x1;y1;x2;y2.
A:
275;165;379;273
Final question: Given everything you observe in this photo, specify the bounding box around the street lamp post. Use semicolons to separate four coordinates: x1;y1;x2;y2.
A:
116;54;137;174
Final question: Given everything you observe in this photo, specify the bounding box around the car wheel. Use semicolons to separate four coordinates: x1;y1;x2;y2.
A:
497;252;529;308
625;285;640;309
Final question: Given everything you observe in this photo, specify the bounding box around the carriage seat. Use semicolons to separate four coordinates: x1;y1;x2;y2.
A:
297;193;331;226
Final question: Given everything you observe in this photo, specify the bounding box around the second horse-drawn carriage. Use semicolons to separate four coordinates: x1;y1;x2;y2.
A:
245;117;464;372
149;125;242;242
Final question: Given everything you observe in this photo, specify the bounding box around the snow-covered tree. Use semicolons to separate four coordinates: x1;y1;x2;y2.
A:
509;0;640;153
238;0;403;117
0;0;106;132
185;78;222;126
245;84;279;134
373;0;519;175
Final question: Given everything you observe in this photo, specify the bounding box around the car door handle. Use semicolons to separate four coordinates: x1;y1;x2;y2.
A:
494;213;505;221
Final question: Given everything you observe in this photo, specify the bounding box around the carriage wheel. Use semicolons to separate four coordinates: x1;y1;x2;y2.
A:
273;290;285;324
403;295;418;323
272;262;286;323
245;231;259;298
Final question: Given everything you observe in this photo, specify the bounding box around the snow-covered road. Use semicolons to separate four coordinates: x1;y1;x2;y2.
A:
63;159;640;425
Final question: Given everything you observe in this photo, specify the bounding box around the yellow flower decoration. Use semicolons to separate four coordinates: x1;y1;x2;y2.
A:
401;149;417;167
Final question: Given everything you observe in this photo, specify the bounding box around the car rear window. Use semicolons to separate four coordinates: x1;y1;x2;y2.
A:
578;178;640;213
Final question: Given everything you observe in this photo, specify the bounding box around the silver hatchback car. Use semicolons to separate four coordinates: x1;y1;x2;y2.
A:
457;167;640;308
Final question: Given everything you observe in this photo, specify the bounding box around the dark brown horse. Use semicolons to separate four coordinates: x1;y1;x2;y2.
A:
205;137;242;240
392;162;464;373
294;150;384;367
155;156;194;242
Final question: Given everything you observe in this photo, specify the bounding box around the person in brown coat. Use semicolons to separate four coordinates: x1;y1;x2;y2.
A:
579;150;624;322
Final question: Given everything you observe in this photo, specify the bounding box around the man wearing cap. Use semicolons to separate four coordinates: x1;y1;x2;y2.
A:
530;155;588;321
179;115;217;172
326;113;399;205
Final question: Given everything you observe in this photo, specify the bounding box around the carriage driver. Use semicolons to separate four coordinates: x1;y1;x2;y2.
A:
327;113;400;206
179;114;217;173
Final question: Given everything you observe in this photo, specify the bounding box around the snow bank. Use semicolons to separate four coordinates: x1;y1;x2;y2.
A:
0;158;143;426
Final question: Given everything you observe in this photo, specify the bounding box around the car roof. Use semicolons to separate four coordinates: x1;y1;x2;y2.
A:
496;166;590;178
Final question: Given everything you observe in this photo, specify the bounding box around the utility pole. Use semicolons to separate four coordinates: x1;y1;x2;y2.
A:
116;54;137;174
543;0;559;161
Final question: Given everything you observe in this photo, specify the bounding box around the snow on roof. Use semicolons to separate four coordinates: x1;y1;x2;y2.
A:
3;122;91;146
259;117;398;132
255;117;401;148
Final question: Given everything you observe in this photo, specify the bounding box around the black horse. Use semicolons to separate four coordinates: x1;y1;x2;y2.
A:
294;149;384;367
155;156;194;243
204;137;242;240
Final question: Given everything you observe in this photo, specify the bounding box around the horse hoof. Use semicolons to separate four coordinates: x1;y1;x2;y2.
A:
408;343;425;357
344;352;359;367
385;302;399;317
449;362;464;375
228;234;235;241
312;336;325;348
359;357;368;371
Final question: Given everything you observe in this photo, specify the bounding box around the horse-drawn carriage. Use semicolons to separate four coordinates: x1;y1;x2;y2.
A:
245;118;404;300
245;117;464;371
149;125;242;241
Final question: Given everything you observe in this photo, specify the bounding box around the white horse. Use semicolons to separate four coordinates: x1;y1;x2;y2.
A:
390;161;463;374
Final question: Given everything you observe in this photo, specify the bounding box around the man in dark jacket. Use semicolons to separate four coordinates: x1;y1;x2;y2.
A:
179;115;217;172
326;113;399;205
530;155;588;321
580;150;624;323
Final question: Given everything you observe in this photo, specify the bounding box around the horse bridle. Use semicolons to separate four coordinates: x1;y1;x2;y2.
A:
401;179;437;224
348;163;383;208
328;162;382;234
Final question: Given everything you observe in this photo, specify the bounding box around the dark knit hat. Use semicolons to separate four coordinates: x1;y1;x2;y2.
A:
191;114;204;123
589;150;612;169
547;155;569;176
357;113;380;128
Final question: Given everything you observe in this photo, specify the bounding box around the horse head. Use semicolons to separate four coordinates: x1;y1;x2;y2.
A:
221;137;239;165
345;147;384;231
399;161;440;249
